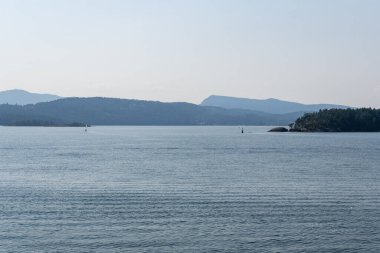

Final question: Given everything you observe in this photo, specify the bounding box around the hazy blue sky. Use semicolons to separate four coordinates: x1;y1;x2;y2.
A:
0;0;379;107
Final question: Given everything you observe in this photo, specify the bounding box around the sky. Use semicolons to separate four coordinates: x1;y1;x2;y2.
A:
0;0;379;107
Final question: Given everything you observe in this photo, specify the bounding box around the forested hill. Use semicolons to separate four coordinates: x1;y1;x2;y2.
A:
291;108;380;132
0;97;302;126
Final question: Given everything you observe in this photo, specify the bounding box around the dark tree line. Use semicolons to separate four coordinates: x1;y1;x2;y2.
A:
291;108;380;132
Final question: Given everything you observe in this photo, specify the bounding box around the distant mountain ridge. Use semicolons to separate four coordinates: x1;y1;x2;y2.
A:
201;95;350;114
0;90;354;126
0;89;61;105
0;97;302;126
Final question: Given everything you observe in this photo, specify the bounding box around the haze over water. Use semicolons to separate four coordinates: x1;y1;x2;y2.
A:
0;126;379;252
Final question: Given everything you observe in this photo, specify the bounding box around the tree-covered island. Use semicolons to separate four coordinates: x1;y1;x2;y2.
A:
289;108;380;132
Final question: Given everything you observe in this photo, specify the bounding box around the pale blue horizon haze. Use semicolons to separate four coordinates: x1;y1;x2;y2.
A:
0;0;379;107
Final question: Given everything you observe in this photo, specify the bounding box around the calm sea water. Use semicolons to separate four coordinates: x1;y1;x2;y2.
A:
0;126;379;252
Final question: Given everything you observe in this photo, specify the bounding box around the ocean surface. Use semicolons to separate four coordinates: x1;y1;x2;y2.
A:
0;126;379;252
